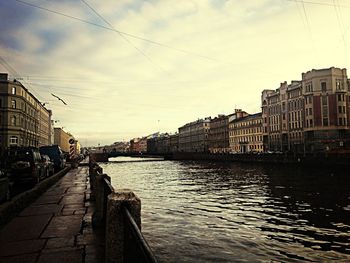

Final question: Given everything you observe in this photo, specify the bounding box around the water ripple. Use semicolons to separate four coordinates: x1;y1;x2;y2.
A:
101;159;350;262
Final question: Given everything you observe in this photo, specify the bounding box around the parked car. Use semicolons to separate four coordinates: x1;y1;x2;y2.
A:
0;170;11;202
41;155;55;177
39;145;66;172
4;147;46;185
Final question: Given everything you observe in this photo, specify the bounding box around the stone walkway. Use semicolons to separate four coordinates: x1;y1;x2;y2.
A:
0;166;104;263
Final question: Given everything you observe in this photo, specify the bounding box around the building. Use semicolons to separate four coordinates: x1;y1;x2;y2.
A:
0;73;52;152
129;137;147;153
169;133;179;153
54;127;73;153
262;81;304;152
262;67;350;153
229;113;263;153
302;67;350;152
178;117;211;152
208;109;248;153
147;133;170;154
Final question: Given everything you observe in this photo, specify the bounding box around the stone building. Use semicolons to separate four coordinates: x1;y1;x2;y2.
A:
302;67;350;152
261;67;350;153
169;133;179;153
262;81;304;152
130;137;147;153
147;133;171;154
208;109;248;153
229;113;263;153
178;117;211;152
54;127;73;153
0;73;52;152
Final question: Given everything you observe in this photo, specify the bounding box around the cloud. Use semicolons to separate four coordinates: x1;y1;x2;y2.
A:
1;0;350;146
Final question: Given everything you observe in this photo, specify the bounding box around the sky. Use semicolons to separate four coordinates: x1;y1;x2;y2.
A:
1;0;350;146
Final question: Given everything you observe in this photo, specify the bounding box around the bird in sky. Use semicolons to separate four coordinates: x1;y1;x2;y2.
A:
51;93;67;105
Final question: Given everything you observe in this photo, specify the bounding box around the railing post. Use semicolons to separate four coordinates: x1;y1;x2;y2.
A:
105;190;141;263
92;173;110;226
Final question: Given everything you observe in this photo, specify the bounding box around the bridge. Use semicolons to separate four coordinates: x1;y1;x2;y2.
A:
90;151;171;162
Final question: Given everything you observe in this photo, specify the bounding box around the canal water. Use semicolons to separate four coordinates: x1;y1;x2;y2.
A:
101;157;350;262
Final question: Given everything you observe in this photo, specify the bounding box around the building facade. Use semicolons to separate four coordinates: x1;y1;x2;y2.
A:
178;117;211;152
54;127;73;153
208;109;249;153
302;67;350;152
262;67;350;153
229;113;263;153
169;133;179;153
0;73;52;152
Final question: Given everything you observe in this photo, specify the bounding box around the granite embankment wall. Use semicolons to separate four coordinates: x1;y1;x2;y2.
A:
168;152;350;167
0;166;70;228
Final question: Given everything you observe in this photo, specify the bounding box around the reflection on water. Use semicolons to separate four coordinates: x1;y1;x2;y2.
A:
101;158;350;262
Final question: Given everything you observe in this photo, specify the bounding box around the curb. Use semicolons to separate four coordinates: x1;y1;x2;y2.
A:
0;166;71;229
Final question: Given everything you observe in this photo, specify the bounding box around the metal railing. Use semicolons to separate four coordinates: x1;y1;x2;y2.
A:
89;161;158;263
123;206;158;263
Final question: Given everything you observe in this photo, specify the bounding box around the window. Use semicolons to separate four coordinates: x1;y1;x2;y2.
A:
321;82;327;92
323;118;329;126
10;136;18;145
11;100;16;109
0;99;2;108
12;87;16;95
339;118;343;125
11;116;16;126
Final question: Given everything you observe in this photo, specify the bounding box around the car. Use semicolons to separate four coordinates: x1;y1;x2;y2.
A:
39;145;66;172
41;155;55;177
4;147;46;185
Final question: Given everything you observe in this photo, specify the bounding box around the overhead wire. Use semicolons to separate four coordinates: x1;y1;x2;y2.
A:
286;0;350;8
0;56;47;102
14;0;217;62
80;0;167;74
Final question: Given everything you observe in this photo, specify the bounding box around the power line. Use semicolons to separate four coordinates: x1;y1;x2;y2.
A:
80;0;167;73
0;56;47;101
286;0;350;8
14;0;217;62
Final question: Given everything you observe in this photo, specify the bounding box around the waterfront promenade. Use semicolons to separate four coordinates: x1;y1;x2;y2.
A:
0;166;103;263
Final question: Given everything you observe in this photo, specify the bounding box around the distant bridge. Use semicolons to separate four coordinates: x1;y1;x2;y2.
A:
90;152;172;162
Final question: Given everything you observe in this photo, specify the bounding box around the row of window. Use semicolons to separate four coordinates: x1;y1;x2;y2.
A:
10;115;38;132
0;98;37;117
229;135;263;143
8;136;38;146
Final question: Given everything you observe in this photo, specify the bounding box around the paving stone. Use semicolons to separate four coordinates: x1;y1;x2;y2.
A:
60;194;85;205
0;253;38;263
20;204;63;217
64;204;85;209
67;187;86;193
44;188;67;196
41;215;83;238
0;239;46;257
73;209;87;215
45;237;75;249
37;248;83;263
0;215;52;242
33;195;63;205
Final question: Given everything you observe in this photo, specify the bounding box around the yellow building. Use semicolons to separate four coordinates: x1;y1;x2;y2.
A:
0;73;52;152
229;113;263;153
54;127;73;153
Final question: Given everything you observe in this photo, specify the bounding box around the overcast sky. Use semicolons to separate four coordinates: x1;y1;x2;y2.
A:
1;0;350;146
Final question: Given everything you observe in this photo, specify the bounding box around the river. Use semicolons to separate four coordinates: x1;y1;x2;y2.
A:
101;157;350;262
